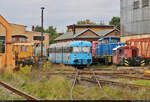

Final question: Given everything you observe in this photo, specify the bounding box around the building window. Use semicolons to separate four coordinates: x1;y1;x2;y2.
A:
12;37;17;42
133;1;140;9
142;0;149;7
20;37;27;42
12;36;27;42
0;36;5;41
115;32;118;36
33;36;45;41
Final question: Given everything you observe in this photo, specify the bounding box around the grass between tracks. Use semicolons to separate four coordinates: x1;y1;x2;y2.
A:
0;63;150;100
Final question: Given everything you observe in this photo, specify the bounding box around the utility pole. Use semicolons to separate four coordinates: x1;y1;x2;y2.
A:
41;7;45;58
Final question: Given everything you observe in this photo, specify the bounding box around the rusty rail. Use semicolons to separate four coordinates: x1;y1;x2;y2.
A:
47;70;149;81
79;77;150;90
67;75;150;90
0;80;39;100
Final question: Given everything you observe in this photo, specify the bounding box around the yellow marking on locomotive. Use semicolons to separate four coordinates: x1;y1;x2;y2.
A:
104;55;112;63
124;58;129;66
108;56;111;63
124;63;129;66
141;60;145;63
125;60;128;64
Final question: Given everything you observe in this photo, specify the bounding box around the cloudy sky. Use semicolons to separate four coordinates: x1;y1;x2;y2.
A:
0;0;120;32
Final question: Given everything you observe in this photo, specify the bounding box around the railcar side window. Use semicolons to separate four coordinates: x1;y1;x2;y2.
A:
69;47;73;53
73;47;81;53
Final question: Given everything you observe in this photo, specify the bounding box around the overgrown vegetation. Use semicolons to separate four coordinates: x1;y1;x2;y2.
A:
133;80;150;87
0;63;150;100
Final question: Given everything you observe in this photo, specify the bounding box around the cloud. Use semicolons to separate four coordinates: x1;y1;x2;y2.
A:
0;0;120;32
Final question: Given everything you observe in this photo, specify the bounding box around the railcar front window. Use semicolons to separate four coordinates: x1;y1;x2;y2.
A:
73;47;90;53
82;47;90;53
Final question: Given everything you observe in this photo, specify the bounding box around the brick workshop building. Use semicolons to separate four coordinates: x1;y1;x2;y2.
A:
55;24;120;43
0;23;49;49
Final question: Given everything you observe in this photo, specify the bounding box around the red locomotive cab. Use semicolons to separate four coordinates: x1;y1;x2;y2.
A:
113;46;139;66
92;41;98;57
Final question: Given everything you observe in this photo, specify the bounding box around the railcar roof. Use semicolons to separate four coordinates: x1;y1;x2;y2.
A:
70;41;92;47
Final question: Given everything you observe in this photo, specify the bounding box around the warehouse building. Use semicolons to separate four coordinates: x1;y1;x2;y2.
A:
121;0;150;42
0;23;49;49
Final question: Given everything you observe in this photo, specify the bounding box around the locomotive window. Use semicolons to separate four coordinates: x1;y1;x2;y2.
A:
111;39;119;43
113;50;116;56
25;46;28;52
101;40;108;44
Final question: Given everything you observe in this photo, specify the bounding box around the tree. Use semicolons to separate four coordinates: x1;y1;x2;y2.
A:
44;26;60;44
34;25;44;32
109;17;120;30
77;19;96;25
34;25;60;44
45;26;57;36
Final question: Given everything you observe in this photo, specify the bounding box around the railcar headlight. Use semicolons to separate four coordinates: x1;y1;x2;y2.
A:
74;55;77;59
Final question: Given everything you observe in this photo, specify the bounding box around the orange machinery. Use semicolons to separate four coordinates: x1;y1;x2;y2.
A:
0;14;15;73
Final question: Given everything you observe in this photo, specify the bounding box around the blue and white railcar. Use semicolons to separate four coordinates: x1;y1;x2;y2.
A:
49;41;92;68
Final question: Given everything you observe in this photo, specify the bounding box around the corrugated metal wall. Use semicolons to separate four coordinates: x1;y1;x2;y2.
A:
121;0;150;36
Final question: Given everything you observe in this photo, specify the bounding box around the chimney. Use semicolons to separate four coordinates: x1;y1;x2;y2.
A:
72;24;76;35
32;26;35;31
86;19;90;24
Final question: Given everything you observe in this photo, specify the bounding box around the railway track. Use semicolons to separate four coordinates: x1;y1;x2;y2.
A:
46;70;149;81
67;75;150;90
56;68;143;74
80;77;150;90
0;80;39;100
70;70;112;100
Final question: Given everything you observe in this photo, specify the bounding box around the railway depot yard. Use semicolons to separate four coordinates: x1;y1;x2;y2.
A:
1;63;150;100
